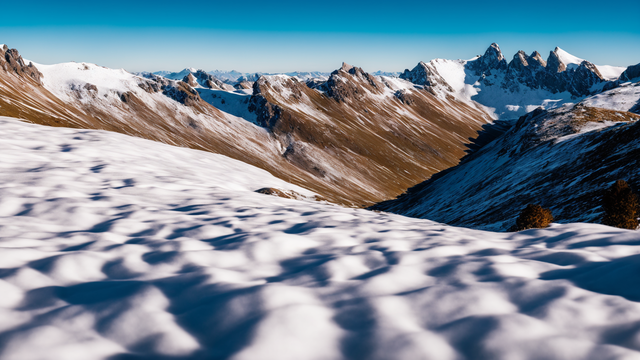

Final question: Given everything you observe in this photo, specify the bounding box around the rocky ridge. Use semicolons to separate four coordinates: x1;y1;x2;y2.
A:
400;43;634;119
0;45;493;206
373;91;640;230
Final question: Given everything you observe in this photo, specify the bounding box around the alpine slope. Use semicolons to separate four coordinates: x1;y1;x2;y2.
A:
1;117;640;360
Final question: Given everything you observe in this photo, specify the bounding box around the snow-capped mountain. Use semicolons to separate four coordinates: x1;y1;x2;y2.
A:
400;43;628;119
373;82;640;230
0;45;492;207
155;69;331;85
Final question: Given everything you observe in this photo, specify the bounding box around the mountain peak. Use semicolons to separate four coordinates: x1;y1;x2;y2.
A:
488;43;505;61
553;47;584;70
467;43;508;75
340;62;354;72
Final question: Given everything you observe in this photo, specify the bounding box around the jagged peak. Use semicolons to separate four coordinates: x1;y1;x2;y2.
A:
553;47;584;69
528;51;547;67
486;43;505;61
340;62;354;72
467;43;508;74
513;51;528;65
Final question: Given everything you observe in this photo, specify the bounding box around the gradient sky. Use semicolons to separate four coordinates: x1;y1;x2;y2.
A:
2;0;639;73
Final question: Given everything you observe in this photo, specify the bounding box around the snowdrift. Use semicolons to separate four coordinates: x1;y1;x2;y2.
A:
1;118;640;360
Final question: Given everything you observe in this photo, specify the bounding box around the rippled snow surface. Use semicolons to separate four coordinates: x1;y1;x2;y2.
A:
1;117;640;360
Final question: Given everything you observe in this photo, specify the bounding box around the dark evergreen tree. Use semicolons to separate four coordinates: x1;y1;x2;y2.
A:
602;180;639;230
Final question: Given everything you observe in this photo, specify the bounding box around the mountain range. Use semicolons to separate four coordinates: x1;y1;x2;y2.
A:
1;42;639;225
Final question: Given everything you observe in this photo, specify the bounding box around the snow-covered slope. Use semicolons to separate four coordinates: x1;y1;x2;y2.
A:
374;95;640;230
582;82;640;113
3;117;640;360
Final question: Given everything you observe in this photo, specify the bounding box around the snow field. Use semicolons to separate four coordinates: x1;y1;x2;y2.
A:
1;118;640;359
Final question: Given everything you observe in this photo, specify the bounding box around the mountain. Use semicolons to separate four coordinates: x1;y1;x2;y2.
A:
155;69;331;85
400;43;627;119
0;45;492;207
373;82;640;230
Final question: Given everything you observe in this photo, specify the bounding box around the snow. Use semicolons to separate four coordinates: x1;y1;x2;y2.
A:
3;116;640;359
596;65;627;80
34;62;141;102
581;83;640;112
161;68;199;81
197;89;259;124
554;47;584;71
554;47;625;80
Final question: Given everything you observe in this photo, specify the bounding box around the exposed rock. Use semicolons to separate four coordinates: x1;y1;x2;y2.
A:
546;49;567;73
467;43;508;75
255;187;327;202
324;63;383;102
234;81;254;90
400;61;453;93
0;46;43;85
182;73;198;88
119;91;134;103
248;94;282;128
619;63;640;82
83;83;98;92
465;44;608;97
187;70;234;90
503;50;546;91
570;61;605;95
163;82;201;106
394;89;416;105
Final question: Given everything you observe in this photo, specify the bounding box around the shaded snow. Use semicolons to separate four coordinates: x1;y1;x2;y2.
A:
197;89;259;124
2;117;640;359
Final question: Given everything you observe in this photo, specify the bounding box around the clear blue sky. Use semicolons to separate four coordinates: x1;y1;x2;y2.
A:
2;0;639;73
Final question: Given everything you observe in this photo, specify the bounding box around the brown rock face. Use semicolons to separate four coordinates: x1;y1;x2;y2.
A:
324;63;384;102
182;73;199;88
0;46;42;85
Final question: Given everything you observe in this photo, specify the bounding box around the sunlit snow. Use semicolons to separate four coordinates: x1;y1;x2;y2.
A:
1;117;640;360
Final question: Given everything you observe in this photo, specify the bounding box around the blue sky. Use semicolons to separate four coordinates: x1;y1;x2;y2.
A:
2;0;639;73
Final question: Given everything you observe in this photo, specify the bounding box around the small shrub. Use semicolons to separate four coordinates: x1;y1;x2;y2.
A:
515;204;554;231
602;180;639;230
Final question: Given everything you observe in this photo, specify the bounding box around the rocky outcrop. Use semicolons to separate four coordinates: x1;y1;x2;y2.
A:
163;82;201;106
182;73;199;88
475;45;605;97
0;45;43;85
467;43;508;76
234;81;254;90
324;62;384;102
570;61;605;95
503;51;547;91
619;63;640;82
189;70;234;90
399;61;453;93
248;94;282;128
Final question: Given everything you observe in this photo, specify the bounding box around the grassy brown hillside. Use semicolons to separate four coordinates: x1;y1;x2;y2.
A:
1;46;492;206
